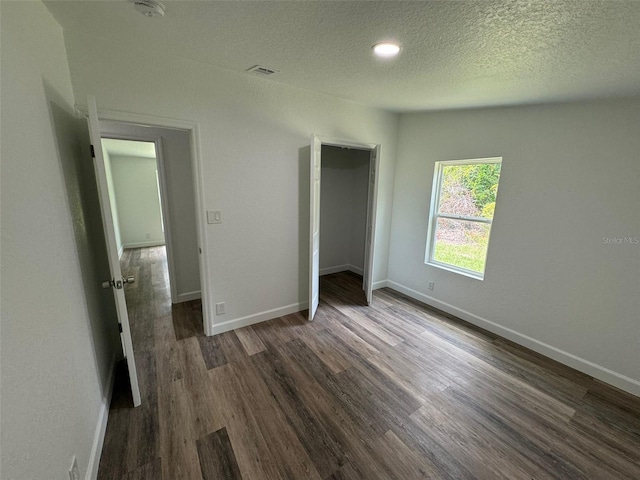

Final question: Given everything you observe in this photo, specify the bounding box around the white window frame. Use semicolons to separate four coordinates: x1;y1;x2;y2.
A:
425;157;502;280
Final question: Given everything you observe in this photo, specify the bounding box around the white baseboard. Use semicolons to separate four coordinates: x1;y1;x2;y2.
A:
175;290;201;303
348;265;364;276
385;280;640;397
320;265;349;276
117;245;124;259
372;279;388;290
210;302;308;335
86;354;117;480
122;241;165;249
320;264;364;276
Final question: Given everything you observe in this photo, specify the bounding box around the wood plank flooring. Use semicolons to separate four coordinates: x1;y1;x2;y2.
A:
98;247;640;479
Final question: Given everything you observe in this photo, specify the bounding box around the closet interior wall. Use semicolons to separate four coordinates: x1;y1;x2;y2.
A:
319;146;370;276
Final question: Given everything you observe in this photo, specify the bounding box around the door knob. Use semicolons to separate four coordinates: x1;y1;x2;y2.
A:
102;277;133;289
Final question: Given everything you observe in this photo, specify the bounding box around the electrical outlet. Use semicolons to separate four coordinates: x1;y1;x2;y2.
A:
216;302;225;315
69;456;80;480
428;281;435;291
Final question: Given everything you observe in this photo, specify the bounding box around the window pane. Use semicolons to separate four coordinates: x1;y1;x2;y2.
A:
433;218;490;274
438;163;501;219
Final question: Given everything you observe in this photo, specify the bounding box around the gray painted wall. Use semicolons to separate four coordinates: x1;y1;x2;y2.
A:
109;154;165;249
320;146;370;274
388;99;640;394
0;2;119;478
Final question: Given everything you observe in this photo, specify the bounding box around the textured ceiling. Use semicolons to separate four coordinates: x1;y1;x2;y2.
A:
45;1;640;112
102;138;156;158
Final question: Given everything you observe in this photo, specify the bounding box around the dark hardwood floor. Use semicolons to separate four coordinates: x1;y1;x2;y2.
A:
98;247;640;479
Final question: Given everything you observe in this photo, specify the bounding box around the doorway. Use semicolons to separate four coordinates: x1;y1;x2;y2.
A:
100;123;203;309
100;138;177;356
309;136;380;320
319;145;370;304
99;121;202;304
100;139;166;257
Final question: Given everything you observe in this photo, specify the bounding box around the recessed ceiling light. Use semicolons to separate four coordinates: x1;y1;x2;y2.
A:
373;42;400;58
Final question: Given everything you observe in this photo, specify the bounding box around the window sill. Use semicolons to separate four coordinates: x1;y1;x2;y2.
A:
426;260;485;281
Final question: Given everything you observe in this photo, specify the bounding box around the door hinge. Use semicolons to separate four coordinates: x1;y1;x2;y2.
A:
90;144;95;158
118;323;123;333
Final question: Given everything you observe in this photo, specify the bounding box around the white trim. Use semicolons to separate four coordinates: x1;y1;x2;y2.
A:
427;260;484;281
319;264;364;276
176;290;202;303
75;104;196;131
363;145;381;304
86;354;117;480
385;280;640;397
118;245;124;260
122;241;165;249
372;279;388;290
77;105;212;338
309;136;321;320
315;135;378;151
211;302;308;335
348;264;364;276
320;265;350;276
189;123;214;336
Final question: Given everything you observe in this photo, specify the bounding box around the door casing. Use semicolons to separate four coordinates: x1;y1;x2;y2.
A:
77;102;213;336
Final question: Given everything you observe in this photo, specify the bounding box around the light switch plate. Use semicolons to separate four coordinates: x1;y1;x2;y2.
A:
207;210;222;224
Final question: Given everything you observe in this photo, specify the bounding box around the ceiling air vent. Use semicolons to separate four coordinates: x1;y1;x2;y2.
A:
133;0;165;18
246;65;278;76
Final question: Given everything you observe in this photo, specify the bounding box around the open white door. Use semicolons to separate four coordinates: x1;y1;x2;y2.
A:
87;96;142;406
363;146;381;305
309;135;322;320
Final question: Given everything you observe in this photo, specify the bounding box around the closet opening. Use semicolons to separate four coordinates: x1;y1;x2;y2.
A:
319;145;371;304
309;136;380;320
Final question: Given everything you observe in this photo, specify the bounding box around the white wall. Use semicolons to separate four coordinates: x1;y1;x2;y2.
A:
109;154;165;248
388;99;640;395
320;146;370;275
1;2;119;478
100;121;201;301
101;145;123;255
62;30;399;332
